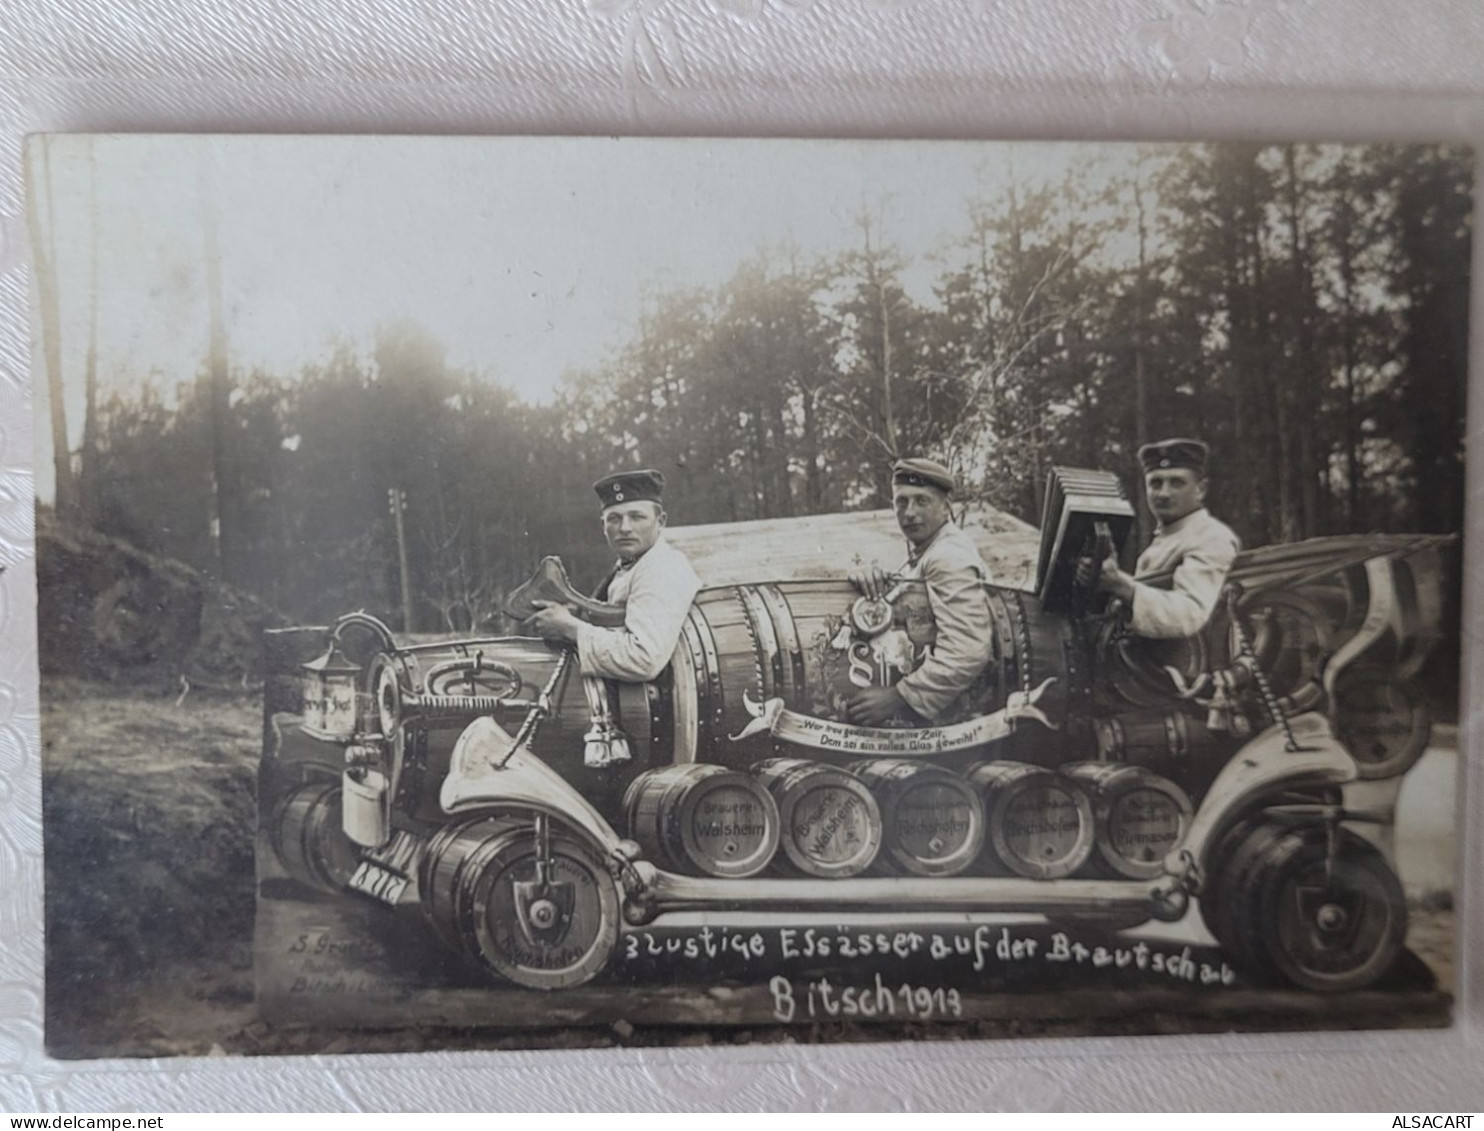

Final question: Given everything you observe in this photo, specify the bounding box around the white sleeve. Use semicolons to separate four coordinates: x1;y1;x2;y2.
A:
575;548;702;681
896;541;994;720
1128;535;1239;639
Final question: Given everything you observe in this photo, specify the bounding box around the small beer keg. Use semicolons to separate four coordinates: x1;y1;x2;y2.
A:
966;760;1095;879
623;764;780;878
1094;709;1222;776
752;757;881;878
1061;762;1193;879
849;759;984;877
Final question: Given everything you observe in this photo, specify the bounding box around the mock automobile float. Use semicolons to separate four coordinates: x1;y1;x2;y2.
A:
259;468;1452;994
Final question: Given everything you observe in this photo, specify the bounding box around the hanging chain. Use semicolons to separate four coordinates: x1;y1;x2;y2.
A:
1226;588;1299;753
497;648;573;767
1015;593;1032;696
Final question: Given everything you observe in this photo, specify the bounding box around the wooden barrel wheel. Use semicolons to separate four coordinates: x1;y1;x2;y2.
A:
1197;817;1285;966
1252;827;1407;992
1205;823;1406;991
1195;816;1264;945
422;817;620;990
420;816;524;953
271;780;361;893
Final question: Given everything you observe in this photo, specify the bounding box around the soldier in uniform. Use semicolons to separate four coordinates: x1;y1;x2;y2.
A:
847;458;995;725
526;468;703;681
1091;438;1241;638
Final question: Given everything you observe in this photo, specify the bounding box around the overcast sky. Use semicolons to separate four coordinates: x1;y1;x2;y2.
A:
32;135;1122;500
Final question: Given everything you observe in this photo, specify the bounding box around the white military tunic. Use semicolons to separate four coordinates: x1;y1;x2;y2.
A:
1127;507;1241;639
575;536;703;682
895;522;995;721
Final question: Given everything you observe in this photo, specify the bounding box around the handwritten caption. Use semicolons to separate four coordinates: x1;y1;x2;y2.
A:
621;924;1236;1022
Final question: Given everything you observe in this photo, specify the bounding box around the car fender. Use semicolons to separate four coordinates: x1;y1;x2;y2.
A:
1166;711;1357;884
440;716;625;856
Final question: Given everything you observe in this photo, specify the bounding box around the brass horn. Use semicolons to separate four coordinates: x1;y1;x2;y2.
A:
505;556;627;627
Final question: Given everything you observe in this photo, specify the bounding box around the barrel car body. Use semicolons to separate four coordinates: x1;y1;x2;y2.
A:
260;493;1453;996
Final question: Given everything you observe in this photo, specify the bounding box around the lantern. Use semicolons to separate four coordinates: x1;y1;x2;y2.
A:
301;640;363;741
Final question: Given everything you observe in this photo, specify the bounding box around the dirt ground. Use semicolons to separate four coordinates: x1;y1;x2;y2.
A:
40;679;1456;1060
42;678;260;1057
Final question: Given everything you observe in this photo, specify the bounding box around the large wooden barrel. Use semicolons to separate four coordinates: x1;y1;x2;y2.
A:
849;760;984;877
680;581;1091;767
623;765;780;878
1062;762;1193;879
271;780;362;892
752;758;881;878
981;589;1095;764
966;761;1094;879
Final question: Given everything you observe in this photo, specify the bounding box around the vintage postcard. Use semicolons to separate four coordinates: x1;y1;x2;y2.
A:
32;135;1468;1057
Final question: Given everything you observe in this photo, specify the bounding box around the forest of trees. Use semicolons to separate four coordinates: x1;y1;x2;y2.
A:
40;142;1473;632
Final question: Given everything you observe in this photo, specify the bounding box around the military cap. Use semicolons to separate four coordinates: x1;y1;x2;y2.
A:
892;457;956;495
1138;438;1210;475
594;468;666;509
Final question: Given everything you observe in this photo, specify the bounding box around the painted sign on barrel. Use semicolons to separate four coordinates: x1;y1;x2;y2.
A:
752;757;882;878
624;764;781;878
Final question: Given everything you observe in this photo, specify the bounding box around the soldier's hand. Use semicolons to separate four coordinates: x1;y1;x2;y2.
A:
525;599;582;645
843;686;906;726
850;566;891;601
1075;555;1095;589
1095;555;1136;602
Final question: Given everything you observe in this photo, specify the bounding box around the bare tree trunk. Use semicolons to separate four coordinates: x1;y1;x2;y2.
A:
1284;146;1321;538
390;487;415;633
80;140;101;527
852;209;900;481
800;392;823;512
748;407;770;518
1131;160;1153;546
27;138;78;519
1217;177;1251;541
1333;162;1363;527
877;277;896;458
767;391;793;516
783;248;826;513
858;211;899;460
1341;271;1361;528
200;151;237;584
1239;153;1287;543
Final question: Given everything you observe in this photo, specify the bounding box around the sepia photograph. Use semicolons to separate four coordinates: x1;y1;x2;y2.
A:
30;134;1469;1058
